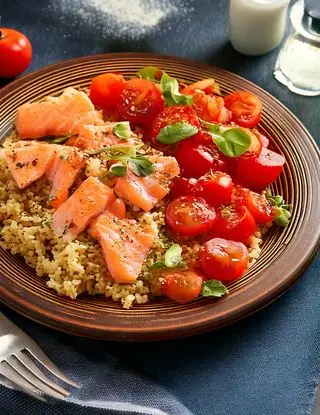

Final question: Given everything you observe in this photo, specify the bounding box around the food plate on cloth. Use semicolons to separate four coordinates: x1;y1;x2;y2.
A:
0;53;319;341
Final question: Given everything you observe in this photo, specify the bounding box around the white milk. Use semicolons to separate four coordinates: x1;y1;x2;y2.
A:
229;0;290;56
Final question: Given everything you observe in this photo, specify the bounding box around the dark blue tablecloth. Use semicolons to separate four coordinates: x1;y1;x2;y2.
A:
1;1;320;414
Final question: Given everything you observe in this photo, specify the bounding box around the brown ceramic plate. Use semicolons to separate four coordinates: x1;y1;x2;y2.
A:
0;53;319;341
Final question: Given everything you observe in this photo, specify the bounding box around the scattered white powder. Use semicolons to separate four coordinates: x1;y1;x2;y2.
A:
49;0;193;39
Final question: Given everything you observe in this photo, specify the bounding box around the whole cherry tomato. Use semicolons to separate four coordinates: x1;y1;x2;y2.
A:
89;73;125;113
162;270;204;304
0;28;32;78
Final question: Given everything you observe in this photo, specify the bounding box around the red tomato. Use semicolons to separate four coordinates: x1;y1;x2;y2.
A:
151;105;200;140
192;93;232;124
166;196;216;236
210;205;256;244
175;138;227;178
234;147;285;190
200;238;249;282
170;177;197;199
195;172;233;207
224;91;262;128
181;78;221;96
0;28;32;78
244;191;273;224
117;78;164;126
163;270;204;304
89;73;125;112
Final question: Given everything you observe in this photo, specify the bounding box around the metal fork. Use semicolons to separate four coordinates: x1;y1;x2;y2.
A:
0;312;80;401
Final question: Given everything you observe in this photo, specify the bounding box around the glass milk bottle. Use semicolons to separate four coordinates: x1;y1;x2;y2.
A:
229;0;290;56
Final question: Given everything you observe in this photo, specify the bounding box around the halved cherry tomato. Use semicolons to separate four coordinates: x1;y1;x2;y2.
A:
151;105;200;140
234;147;285;190
194;171;233;207
192;93;232;124
0;28;32;78
224;91;262;128
231;184;250;205
200;238;249;282
117;78;164;126
175;139;227;178
181;78;221;96
166;196;216;236
210;205;256;244
163;270;204;304
244;191;273;224
89;73;125;112
170;177;197;199
108;198;126;219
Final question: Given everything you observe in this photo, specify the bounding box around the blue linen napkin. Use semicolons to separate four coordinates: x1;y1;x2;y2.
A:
1;254;320;415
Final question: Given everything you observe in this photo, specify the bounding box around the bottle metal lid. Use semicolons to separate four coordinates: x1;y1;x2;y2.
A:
291;0;320;43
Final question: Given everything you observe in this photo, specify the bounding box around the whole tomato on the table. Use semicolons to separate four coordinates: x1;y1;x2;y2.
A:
117;78;164;127
0;28;32;78
200;238;249;282
166;196;216;237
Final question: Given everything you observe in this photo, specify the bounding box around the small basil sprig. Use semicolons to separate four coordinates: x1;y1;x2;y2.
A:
150;244;186;269
138;66;193;106
138;66;162;82
202;120;252;158
113;122;131;140
129;156;155;177
201;280;228;298
156;121;198;144
160;72;193;107
266;192;291;227
85;145;154;178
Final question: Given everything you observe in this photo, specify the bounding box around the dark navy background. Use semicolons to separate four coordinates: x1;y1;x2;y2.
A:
1;1;320;414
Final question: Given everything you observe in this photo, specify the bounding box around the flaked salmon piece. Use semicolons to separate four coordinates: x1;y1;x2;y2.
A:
15;88;103;140
89;212;158;283
52;176;115;241
114;156;180;212
66;123;132;150
5;144;55;189
46;146;87;209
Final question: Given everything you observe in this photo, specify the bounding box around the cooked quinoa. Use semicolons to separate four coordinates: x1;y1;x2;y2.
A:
0;128;263;309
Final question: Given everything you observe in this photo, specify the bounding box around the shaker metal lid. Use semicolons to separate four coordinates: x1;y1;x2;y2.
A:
291;0;320;43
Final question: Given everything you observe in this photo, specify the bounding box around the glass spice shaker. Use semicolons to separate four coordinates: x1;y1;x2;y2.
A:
274;0;320;96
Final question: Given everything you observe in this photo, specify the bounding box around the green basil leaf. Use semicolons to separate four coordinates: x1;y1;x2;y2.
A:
164;244;183;268
109;163;127;177
129;156;155;177
201;280;229;298
86;144;136;157
200;119;221;134
266;193;284;206
160;72;193;106
273;207;291;227
138;66;162;82
113;122;131;140
213;127;252;158
45;134;74;144
156;121;198;144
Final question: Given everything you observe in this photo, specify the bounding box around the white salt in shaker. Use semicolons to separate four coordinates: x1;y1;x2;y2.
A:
229;0;290;56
